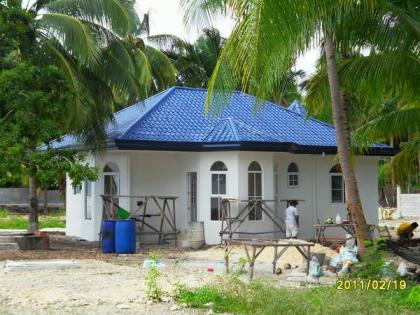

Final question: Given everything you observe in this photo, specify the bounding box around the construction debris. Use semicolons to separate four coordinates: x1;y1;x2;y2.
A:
5;260;78;271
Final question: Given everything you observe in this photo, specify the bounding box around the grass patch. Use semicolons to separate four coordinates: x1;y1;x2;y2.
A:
175;278;420;314
0;210;65;229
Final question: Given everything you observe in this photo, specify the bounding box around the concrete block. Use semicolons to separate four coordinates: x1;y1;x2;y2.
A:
0;243;19;250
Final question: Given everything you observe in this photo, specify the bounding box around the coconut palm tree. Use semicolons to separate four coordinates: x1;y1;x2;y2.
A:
149;27;225;88
181;0;417;254
109;14;177;110
151;27;303;104
1;0;140;233
304;2;420;197
2;0;140;144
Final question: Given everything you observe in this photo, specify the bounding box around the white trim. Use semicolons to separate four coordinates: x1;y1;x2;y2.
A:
210;162;228;221
248;161;263;221
330;173;345;204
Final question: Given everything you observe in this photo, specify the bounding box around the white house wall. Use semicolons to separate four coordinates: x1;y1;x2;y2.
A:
129;151;198;243
237;152;275;238
66;150;379;244
198;151;239;244
273;154;379;240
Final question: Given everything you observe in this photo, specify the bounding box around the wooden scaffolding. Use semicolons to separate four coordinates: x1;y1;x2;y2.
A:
219;198;286;241
100;195;178;246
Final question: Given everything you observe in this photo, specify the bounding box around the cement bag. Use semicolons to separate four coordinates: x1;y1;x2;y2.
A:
308;256;324;278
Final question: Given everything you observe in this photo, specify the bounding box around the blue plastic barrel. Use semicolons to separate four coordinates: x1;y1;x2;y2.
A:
101;219;116;253
115;219;136;254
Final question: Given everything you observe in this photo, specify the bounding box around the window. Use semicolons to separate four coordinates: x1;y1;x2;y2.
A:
103;162;120;215
73;185;82;195
210;161;227;221
330;164;345;203
85;180;92;220
287;162;299;187
248;161;262;220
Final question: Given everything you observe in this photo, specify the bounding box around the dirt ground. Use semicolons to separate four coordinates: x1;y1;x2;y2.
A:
0;235;339;315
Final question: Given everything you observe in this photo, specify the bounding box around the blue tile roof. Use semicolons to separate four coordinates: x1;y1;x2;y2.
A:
46;87;394;155
288;100;307;116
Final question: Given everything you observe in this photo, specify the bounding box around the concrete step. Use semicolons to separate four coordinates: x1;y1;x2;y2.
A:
0;236;18;243
0;242;19;250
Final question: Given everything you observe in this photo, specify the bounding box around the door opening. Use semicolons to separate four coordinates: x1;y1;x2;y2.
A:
187;172;197;222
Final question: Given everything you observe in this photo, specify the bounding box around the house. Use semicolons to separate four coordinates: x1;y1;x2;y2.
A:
50;87;395;244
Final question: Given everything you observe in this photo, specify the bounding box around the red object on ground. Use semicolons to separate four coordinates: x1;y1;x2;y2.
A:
207;267;214;272
335;245;342;253
36;231;49;249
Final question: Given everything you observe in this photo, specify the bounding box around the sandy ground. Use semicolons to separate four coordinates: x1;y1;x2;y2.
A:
0;236;339;315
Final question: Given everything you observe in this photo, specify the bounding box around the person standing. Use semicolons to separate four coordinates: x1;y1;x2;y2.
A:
285;200;299;239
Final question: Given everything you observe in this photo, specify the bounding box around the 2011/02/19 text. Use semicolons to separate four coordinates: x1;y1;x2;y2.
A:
336;279;407;290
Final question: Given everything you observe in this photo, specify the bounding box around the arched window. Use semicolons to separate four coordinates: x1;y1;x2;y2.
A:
330;164;345;203
210;161;227;221
248;161;262;220
287;162;299;187
103;162;120;215
211;161;228;171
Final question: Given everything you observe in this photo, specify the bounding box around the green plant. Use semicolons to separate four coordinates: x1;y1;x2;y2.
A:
148;251;160;263
0;208;9;218
233;256;249;278
145;267;165;301
175;277;420;314
352;239;396;279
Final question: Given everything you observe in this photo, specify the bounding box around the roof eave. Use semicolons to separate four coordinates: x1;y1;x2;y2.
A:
114;140;398;156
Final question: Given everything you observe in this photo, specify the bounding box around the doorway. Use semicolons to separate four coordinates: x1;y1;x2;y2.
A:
187;172;197;222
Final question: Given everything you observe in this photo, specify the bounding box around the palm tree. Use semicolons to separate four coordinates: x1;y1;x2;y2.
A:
181;0;416;254
304;2;419;198
1;0;139;232
109;14;177;109
2;0;140;144
151;27;303;105
150;27;225;88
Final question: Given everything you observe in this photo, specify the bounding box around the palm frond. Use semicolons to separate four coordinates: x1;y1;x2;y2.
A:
38;13;99;61
43;0;137;36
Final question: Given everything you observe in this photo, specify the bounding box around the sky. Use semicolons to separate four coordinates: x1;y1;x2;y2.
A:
136;0;320;78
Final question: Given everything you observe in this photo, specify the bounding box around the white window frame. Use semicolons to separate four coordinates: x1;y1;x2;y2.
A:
248;162;263;221
287;163;299;188
84;180;92;220
210;162;227;221
330;173;345;204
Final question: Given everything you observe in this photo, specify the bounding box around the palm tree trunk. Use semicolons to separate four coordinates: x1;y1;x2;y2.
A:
324;36;370;256
28;175;39;233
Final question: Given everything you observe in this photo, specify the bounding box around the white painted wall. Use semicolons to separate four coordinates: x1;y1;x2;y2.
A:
66;149;380;244
197;151;239;244
236;152;275;239
397;187;420;217
274;154;379;240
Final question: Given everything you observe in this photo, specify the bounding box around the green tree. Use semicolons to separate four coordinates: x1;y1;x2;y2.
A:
152;27;303;104
150;28;225;88
109;13;177;109
0;63;99;232
181;0;417;254
304;1;419;196
0;0;140;144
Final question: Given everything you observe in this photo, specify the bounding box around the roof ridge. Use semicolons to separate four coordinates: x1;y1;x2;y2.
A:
227;117;239;141
232;119;284;142
202;118;232;142
118;87;176;139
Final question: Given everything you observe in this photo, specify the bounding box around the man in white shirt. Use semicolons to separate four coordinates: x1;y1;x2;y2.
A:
285;200;299;239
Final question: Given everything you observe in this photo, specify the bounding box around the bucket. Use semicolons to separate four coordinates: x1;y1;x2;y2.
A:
115;219;136;254
101;219;116;253
186;221;205;249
